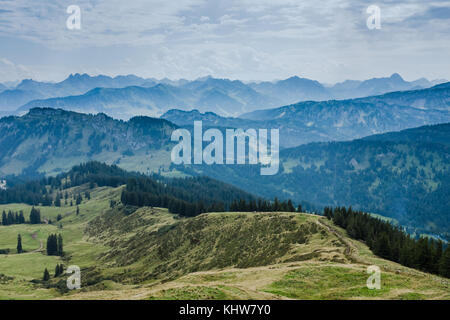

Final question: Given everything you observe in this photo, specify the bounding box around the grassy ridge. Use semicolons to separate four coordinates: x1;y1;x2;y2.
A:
0;185;449;300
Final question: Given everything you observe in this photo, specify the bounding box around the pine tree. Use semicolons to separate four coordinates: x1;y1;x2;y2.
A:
433;240;443;274
1;211;7;226
29;207;41;224
7;210;14;225
43;268;50;281
54;264;64;277
415;238;432;271
287;200;295;212
20;211;25;224
439;246;450;278
57;234;63;256
46;234;58;256
17;234;23;253
76;194;82;205
373;232;391;259
54;193;61;207
273;198;280;211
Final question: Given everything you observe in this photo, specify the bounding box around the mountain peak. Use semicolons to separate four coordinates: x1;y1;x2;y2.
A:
390;73;404;82
17;79;38;86
68;73;89;79
283;76;302;82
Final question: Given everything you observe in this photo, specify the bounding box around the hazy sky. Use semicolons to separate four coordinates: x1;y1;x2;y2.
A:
0;0;449;83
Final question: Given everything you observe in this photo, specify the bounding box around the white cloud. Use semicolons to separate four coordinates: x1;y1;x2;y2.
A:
0;0;207;48
0;0;448;83
0;58;34;81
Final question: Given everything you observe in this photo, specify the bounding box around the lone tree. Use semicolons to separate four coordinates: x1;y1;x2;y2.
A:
76;194;82;205
43;268;50;281
17;234;23;253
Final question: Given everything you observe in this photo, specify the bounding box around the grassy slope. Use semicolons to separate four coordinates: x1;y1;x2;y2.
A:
0;185;448;300
0;185;120;299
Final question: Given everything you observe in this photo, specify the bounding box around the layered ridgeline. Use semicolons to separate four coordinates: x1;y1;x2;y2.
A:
164;82;450;148
0;74;150;114
8;74;447;120
16;78;278;119
173;123;450;239
0;162;448;300
0;108;176;177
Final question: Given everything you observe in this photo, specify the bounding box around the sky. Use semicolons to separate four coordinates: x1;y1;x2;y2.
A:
0;0;449;84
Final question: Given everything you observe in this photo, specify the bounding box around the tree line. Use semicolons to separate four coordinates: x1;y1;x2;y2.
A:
121;175;255;217
229;198;299;213
0;161;130;206
1;210;25;225
324;206;450;278
1;207;41;225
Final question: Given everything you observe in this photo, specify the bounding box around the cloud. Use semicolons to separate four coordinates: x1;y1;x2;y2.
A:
0;0;449;83
0;57;33;81
0;0;207;48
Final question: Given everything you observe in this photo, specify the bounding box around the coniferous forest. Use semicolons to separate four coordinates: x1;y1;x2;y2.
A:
323;207;450;278
121;175;255;217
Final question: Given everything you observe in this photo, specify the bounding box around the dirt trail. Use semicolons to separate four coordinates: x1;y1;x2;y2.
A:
28;232;44;253
31;240;43;253
316;218;363;263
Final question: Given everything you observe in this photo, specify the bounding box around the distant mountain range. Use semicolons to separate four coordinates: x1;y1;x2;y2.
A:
0;74;150;113
163;83;450;148
326;73;446;99
14;76;279;119
1;73;447;119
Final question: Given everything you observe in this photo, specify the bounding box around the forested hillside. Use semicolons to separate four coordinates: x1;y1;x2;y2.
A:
0;108;176;176
0;162;255;217
174;123;450;238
